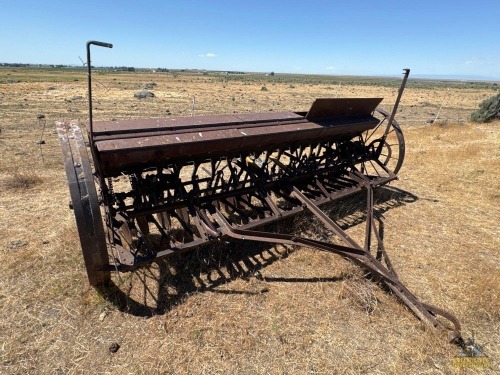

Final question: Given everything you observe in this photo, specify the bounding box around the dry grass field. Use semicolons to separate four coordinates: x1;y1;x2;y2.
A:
0;68;498;374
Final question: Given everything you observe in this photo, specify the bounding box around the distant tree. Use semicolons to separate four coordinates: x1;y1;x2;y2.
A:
270;71;275;76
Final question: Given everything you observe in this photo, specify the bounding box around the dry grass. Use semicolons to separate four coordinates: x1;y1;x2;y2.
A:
2;171;43;190
0;68;498;374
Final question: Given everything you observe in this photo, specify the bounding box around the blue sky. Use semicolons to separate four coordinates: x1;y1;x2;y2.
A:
1;0;499;79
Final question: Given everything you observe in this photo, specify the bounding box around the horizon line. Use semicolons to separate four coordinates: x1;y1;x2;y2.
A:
1;62;499;82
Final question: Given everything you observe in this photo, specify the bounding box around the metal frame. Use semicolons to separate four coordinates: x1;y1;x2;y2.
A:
212;178;461;338
56;44;462;343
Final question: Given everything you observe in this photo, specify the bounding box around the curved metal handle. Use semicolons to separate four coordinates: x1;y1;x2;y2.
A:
87;40;113;49
86;41;113;149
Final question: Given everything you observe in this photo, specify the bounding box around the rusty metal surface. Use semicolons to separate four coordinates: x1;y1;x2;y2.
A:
95;115;379;177
56;120;110;286
92;100;386;177
306;97;383;120
93;111;304;136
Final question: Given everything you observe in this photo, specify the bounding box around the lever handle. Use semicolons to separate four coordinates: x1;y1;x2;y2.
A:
87;40;113;49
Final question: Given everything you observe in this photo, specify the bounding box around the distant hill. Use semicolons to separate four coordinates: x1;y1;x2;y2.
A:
411;74;500;82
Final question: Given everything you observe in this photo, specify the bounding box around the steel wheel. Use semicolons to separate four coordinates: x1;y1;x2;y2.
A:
360;107;405;176
57;121;110;286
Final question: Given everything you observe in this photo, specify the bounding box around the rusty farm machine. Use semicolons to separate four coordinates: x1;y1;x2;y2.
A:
57;41;462;343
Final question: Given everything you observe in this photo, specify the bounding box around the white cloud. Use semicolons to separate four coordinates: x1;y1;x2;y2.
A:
326;66;336;71
465;57;485;65
199;53;216;58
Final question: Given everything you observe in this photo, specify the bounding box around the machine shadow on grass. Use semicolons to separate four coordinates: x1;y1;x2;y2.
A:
96;186;418;318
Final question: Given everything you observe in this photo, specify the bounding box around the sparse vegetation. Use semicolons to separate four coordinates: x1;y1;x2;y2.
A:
471;92;500;122
2;171;43;190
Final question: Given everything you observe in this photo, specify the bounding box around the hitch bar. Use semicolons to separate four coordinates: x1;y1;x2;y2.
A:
210;183;461;342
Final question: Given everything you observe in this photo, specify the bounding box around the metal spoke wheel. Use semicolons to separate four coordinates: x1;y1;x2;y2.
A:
360;107;405;176
57;121;110;286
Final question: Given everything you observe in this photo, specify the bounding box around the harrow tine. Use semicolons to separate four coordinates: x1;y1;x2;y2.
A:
156;211;171;230
364;186;374;253
371;218;399;279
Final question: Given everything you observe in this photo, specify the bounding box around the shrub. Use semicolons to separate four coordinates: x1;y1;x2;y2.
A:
3;172;43;190
471;92;500;123
261;86;268;91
